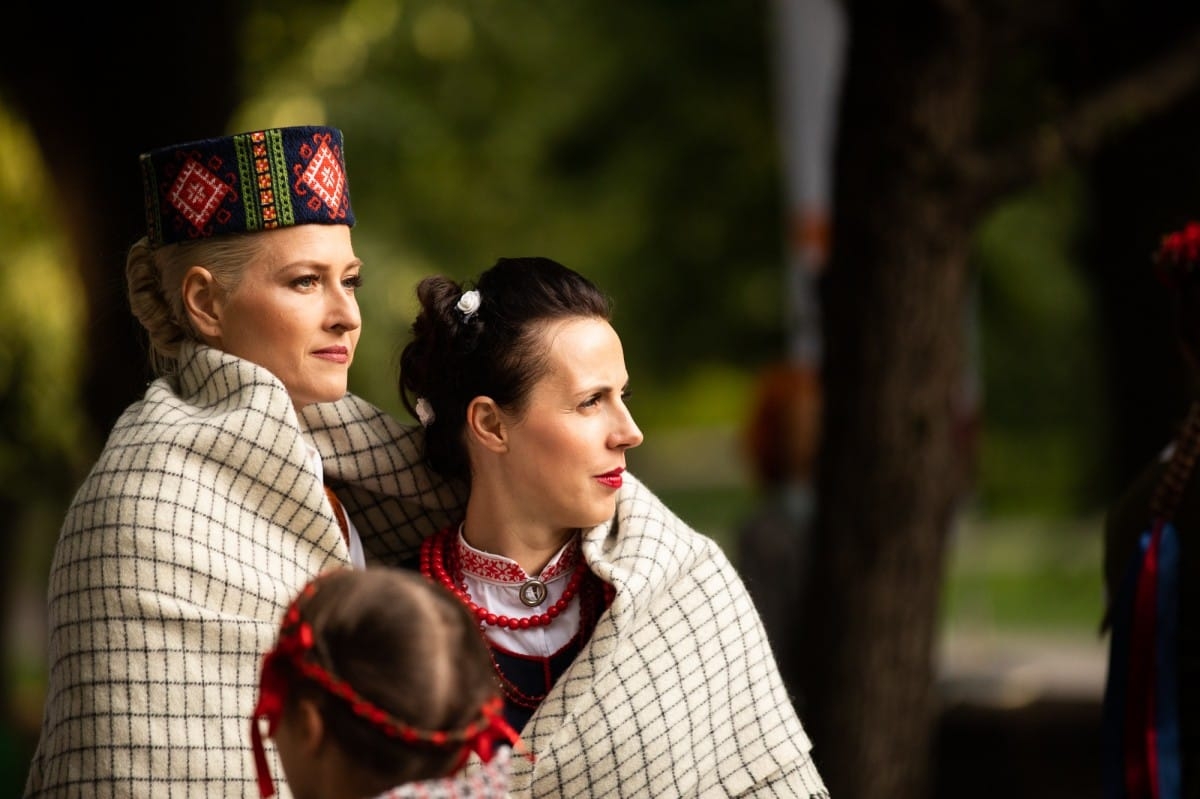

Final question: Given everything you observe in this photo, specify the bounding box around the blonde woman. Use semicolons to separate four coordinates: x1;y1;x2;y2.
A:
25;126;459;798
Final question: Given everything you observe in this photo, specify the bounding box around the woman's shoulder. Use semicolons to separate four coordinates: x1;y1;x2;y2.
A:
101;372;304;463
72;357;315;527
300;392;418;444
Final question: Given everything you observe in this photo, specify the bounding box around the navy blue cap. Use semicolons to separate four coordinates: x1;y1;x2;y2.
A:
140;125;354;246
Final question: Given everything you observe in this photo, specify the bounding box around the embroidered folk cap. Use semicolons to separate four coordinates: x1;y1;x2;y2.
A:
140;125;354;246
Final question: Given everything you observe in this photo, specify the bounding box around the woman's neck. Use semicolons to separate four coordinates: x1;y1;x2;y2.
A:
460;511;575;576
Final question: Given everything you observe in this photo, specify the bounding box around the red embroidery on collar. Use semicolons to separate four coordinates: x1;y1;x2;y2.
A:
455;529;579;584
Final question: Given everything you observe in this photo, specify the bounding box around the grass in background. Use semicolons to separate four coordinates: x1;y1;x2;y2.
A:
638;431;1106;640
652;484;755;556
942;510;1105;635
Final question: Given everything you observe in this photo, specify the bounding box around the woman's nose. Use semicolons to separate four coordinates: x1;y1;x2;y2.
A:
613;409;644;450
330;289;362;331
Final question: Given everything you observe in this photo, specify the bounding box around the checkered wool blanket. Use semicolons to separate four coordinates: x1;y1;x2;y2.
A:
26;340;827;798
23;342;463;798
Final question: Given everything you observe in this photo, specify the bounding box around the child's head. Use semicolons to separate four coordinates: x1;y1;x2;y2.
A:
250;566;517;798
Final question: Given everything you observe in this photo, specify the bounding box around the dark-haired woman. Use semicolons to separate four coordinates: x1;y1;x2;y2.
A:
396;256;829;798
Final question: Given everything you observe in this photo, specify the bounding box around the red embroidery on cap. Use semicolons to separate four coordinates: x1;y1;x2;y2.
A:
301;139;347;215
167;158;232;232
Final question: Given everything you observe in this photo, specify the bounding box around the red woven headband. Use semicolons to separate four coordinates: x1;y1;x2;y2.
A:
250;576;521;798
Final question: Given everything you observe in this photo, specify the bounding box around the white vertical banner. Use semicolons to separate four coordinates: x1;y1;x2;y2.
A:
770;0;847;367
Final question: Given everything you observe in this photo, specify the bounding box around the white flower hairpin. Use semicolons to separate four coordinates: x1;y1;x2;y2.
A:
414;397;436;427
456;289;481;321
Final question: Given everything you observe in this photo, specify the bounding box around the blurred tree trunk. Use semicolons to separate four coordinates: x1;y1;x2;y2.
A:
1;6;239;438
797;4;1200;798
799;5;982;798
0;4;239;757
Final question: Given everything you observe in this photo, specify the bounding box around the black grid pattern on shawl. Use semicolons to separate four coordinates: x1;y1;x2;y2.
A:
508;474;829;798
24;343;465;799
25;341;822;797
302;393;467;561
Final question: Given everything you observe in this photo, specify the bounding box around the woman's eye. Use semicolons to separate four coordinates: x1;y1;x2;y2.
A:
292;275;319;289
343;274;364;291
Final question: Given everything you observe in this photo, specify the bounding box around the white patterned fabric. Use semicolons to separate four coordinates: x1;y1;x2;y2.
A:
26;339;826;798
458;533;583;655
23;341;463;799
371;749;513;799
509;476;827;798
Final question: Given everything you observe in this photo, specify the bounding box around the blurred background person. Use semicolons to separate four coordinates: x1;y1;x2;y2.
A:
736;360;823;702
1102;221;1200;799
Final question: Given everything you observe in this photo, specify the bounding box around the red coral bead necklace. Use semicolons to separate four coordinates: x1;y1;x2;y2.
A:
420;525;588;630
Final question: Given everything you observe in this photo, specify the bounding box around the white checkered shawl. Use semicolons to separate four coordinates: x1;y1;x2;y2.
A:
495;479;827;798
24;342;464;798
27;341;827;798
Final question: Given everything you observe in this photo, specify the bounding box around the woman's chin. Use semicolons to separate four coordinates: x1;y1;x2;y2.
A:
579;499;618;529
289;381;349;408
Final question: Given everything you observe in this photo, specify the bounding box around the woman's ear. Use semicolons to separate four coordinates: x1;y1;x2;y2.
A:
466;396;508;454
182;265;222;341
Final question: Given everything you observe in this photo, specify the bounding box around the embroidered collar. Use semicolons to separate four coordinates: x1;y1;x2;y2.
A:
455;528;580;585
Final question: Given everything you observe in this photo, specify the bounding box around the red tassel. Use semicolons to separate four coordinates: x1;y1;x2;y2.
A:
1124;523;1161;799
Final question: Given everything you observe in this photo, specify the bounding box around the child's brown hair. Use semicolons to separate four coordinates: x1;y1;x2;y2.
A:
251;566;517;797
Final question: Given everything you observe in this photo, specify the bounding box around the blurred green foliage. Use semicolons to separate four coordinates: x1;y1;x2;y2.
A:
975;170;1108;518
0;2;1119;571
942;513;1104;633
0;112;89;502
228;0;789;427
